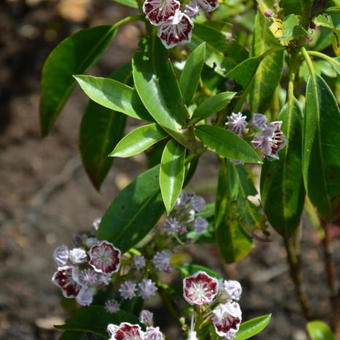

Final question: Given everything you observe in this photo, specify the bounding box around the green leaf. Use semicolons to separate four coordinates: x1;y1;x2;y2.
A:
281;14;308;41
132;39;187;131
250;13;284;113
260;100;305;237
74;75;153;121
191;23;248;76
215;160;253;263
79;63;131;190
226;56;262;89
175;263;222;278
306;321;334;340
110;123;168;158
160;140;186;213
97;165;164;252
40;25;117;136
303;74;340;217
180;42;206;105
234;314;272;340
280;0;313;16
195;125;262;164
60;331;89;340
191;92;236;123
111;0;138;8
314;14;337;30
56;306;138;338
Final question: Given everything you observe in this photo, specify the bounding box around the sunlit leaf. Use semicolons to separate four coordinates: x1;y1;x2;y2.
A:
306;320;334;340
234;314;272;340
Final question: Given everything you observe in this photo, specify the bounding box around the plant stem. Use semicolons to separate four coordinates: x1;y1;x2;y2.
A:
284;236;313;320
320;220;340;333
111;15;144;32
307;50;340;68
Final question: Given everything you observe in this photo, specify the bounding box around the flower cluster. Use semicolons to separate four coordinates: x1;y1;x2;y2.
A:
183;271;242;339
163;192;209;236
143;0;218;48
107;310;165;340
226;112;286;159
52;237;121;306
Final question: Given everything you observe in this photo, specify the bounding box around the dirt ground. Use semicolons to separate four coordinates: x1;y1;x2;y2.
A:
0;1;339;339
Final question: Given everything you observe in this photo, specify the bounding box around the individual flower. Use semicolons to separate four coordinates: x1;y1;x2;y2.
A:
76;286;95;306
184;0;200;18
219;280;242;302
53;245;69;267
183;271;219;305
133;255;146;270
139;310;154;326
105;299;120;313
251;121;286;159
157;11;193;49
252;113;267;130
195;0;219;12
139;279;158;299
190;194;206;212
152;250;172;272
164;217;182;234
119;281;137;300
145;326;165;340
89;241;121;274
52;266;81;298
212;301;242;339
143;0;180;26
193;217;208;234
69;247;87;264
226;112;248;135
107;322;144;340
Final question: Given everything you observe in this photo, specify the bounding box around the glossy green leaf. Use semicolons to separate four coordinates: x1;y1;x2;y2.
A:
280;0;313;16
226;56;262;89
160;140;186;213
40;25;117;136
97;165;164;251
60;331;89;340
191;23;248;76
180;42;206;105
74;75;153;121
110;123;167;158
132;39;187;131
306;321;334;340
234;314;272;340
195;125;262;164
250;13;284;113
79;64;131;190
175;263;222;279
303;74;340;217
215;160;253;263
281;14;308;41
56;306;138;338
191;91;236;123
260;100;305;237
111;0;138;8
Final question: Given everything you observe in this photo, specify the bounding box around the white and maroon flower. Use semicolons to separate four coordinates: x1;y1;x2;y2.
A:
139;310;154;326
89;241;121;274
152;250;172;272
251;121;286;159
105;299;120;313
133;255;146;270
219;280;242;302
107;322;144;340
212;301;242;339
52;266;81;298
145;327;165;340
252;113;267;130
69;247;87;264
138;279;158;299
193;217;208;234
119;281;137;300
183;271;219;305
157;12;193;49
53;245;69;267
143;0;180;26
226;112;248;135
196;0;219;12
